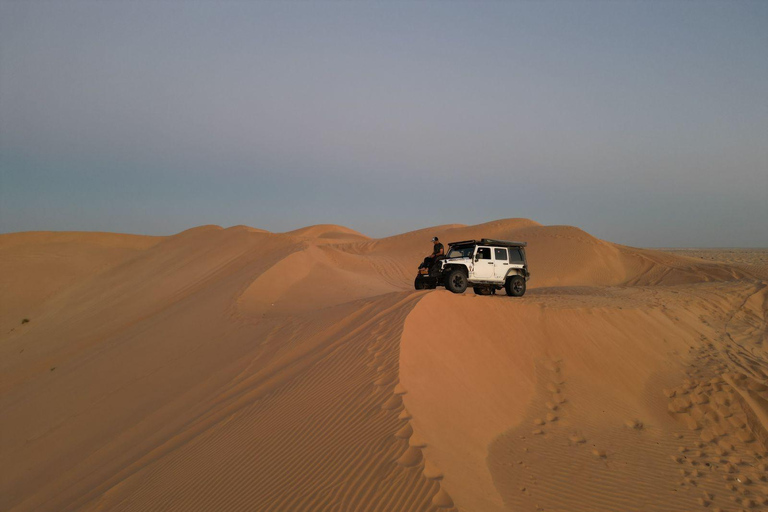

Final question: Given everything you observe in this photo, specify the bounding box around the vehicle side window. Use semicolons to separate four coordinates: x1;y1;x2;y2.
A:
509;249;524;263
476;247;491;260
494;248;507;261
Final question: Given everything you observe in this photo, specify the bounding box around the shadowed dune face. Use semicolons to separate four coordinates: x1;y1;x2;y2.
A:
0;232;163;335
1;219;766;512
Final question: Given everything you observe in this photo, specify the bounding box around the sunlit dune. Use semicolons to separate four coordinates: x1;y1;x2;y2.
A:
285;224;371;241
1;219;766;512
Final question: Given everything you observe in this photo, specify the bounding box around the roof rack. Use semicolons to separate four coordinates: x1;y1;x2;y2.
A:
448;239;527;248
481;238;527;247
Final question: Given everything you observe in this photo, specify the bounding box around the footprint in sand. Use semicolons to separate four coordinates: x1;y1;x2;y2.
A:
728;415;746;428
382;394;402;410
396;446;422;467
409;433;427;448
692;393;709;405
700;429;717;443
423;460;443;480
431;487;454;508
684;415;700;430
395;423;413;439
374;373;395;387
669;397;693;413
543;360;562;373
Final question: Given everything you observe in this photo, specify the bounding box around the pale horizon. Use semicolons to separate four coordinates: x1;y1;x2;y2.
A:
1;1;767;247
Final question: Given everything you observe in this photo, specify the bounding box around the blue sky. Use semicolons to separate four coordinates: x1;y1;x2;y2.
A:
1;1;766;246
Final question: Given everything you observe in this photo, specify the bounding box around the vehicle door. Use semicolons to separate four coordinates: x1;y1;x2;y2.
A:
473;246;494;278
493;247;509;280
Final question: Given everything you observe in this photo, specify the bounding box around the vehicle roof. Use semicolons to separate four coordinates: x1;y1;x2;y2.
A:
448;238;527;248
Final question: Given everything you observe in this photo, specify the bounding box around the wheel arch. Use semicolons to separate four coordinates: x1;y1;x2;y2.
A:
443;264;469;276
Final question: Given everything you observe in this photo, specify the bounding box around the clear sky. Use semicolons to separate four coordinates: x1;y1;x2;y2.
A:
1;1;766;247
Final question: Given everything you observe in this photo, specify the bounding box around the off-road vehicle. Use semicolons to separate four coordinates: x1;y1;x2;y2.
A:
414;239;529;296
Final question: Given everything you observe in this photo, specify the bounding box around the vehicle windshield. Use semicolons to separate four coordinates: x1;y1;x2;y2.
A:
446;245;474;259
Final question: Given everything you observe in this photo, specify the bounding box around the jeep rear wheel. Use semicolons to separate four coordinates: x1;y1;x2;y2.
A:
445;269;468;294
473;286;492;295
505;275;526;297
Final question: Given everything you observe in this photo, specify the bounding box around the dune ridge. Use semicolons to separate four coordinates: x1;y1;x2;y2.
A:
1;219;766;511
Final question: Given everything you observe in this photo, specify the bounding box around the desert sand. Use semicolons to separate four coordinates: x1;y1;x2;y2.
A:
1;219;766;512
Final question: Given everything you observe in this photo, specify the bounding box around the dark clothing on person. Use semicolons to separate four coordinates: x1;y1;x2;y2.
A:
420;256;441;274
422;243;444;273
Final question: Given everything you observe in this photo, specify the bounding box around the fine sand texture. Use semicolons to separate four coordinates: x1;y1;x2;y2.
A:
1;220;766;512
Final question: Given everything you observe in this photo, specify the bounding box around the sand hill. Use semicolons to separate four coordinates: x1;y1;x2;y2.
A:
1;219;766;512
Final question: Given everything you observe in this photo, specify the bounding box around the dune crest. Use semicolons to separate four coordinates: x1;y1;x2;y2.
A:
285;224;370;241
1;220;766;512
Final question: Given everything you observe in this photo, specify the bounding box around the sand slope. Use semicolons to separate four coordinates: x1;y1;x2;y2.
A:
1;220;766;512
0;231;162;336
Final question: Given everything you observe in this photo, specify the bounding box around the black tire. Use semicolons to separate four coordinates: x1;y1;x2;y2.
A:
414;277;426;290
445;269;468;294
473;286;492;295
505;275;526;297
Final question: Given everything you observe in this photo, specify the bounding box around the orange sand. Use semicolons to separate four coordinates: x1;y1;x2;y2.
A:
1;220;766;511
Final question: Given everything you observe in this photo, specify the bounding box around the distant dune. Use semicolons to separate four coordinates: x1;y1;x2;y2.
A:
285;223;370;241
1;220;766;512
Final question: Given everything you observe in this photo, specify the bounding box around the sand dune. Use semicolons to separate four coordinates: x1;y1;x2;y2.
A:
285;224;370;242
1;219;766;511
0;231;162;335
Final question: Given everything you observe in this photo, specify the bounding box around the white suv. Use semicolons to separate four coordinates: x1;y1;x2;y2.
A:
415;239;529;296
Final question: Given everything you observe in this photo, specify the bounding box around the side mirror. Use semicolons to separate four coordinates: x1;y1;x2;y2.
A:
475;254;480;262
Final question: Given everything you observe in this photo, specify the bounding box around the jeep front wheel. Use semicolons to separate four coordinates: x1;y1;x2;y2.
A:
505;275;526;297
445;269;468;294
